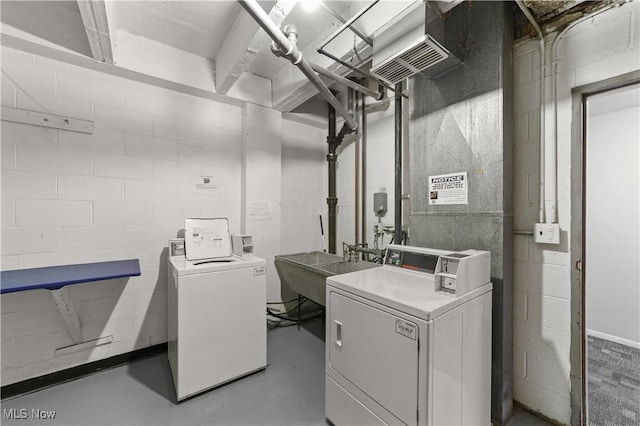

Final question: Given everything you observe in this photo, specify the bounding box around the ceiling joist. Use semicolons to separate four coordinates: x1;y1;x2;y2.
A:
77;0;116;64
215;0;298;95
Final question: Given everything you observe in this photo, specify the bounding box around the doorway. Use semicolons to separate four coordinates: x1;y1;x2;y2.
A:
580;81;640;425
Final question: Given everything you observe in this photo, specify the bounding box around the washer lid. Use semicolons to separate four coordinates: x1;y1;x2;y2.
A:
169;255;265;275
327;267;491;321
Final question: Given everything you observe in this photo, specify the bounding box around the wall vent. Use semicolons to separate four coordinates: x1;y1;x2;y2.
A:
371;34;449;85
370;1;461;85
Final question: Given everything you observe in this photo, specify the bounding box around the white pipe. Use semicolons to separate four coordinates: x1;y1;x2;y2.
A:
516;0;546;224
237;0;358;131
549;2;623;223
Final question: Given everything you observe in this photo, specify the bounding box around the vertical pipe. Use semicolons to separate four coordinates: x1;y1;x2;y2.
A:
327;104;337;254
361;91;367;250
394;82;403;244
515;0;545;224
353;88;360;245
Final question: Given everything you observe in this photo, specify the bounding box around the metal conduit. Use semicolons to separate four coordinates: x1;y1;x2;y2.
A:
314;0;407;99
309;62;383;99
360;90;367;249
318;0;379;50
394;82;403;245
317;49;408;99
515;0;546;224
238;0;357;131
352;88;360;245
319;2;373;46
548;3;620;224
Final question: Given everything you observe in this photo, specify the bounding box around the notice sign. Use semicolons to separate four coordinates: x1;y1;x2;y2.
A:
428;172;468;205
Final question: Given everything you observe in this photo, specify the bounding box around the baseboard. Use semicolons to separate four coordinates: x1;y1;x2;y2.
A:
1;343;167;400
587;329;640;350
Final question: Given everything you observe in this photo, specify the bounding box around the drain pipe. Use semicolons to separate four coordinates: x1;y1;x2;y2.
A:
394;82;403;245
353;87;360;246
238;0;357;132
516;0;546;224
361;90;367;250
327;104;339;254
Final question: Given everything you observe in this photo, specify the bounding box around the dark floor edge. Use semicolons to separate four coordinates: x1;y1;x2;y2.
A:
513;401;562;425
1;343;167;400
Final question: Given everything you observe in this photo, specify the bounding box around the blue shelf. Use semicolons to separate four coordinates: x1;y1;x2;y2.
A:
0;259;141;294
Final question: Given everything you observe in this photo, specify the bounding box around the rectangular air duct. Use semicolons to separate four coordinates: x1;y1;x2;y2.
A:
370;1;461;85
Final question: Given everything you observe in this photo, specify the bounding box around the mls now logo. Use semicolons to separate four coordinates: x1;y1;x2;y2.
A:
3;409;28;419
3;408;56;420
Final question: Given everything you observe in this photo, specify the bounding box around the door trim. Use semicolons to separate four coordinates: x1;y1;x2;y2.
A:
569;69;640;426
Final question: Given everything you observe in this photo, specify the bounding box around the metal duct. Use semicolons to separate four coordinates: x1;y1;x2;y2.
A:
408;2;513;423
371;1;461;85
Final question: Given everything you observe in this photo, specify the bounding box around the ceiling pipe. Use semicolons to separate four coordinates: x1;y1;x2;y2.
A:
238;0;357;132
309;62;384;100
516;0;546;224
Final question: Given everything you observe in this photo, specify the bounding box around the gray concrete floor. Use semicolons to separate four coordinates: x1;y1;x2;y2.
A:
2;320;549;425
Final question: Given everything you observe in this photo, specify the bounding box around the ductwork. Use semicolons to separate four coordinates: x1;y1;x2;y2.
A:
370;0;462;85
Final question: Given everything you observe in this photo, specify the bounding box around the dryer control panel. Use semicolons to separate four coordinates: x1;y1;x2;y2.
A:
385;248;440;274
434;250;491;297
384;244;491;297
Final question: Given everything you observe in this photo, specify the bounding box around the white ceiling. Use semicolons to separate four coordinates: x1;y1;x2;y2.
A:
114;1;244;60
1;0;407;105
1;1;599;110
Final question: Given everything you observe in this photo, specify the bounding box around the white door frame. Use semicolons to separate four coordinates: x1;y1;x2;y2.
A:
569;69;640;426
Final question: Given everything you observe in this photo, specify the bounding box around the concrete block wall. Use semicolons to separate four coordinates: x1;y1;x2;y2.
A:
512;2;639;422
244;104;282;304
1;46;243;385
280;119;327;255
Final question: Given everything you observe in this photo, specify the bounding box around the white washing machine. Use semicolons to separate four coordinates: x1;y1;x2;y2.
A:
168;254;267;401
325;244;492;426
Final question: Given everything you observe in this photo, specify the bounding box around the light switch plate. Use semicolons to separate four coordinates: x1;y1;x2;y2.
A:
534;223;560;244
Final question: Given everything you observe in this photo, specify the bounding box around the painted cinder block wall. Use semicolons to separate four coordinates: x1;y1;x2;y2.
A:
0;46;325;385
512;2;639;423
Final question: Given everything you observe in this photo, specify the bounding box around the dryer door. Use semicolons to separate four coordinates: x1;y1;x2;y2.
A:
328;290;420;425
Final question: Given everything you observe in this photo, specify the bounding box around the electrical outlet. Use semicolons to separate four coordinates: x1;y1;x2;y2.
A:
534;223;560;244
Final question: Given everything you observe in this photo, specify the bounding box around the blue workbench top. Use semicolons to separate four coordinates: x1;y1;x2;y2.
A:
0;259;141;294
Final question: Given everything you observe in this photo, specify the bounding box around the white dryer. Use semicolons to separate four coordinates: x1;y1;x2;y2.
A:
168;254;267;401
325;244;492;426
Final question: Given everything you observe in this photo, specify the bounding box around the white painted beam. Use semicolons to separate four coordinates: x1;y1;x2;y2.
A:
215;0;297;95
77;0;116;64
